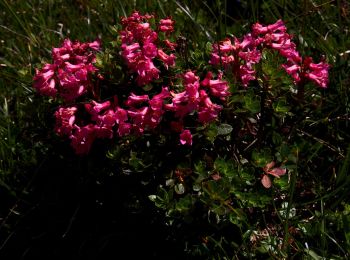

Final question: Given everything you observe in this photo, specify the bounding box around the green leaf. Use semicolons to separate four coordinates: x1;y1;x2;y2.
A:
273;98;290;114
205;123;218;142
176;195;193;213
243;90;260;114
273;175;289;191
252;148;272;167
217;123;233;136
205;41;212;53
272;131;282;145
214;157;236;179
148;193;167;209
304;249;322;260
203;180;231;199
175;183;185;194
128;151;141;170
142;84;153;91
235;191;271;208
228;211;245;228
238;167;255;185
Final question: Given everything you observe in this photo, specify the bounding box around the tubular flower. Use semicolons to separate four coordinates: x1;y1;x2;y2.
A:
165;71;201;118
163;39;177;51
95;109;118;139
157;49;176;69
180;129;192;146
70;124;97;155
303;57;330;88
33;38;100;101
148;87;170;128
197;90;222;124
252;19;287;35
54;106;78;136
33;64;57;97
209;38;235;67
125;93;150;107
85;100;111;121
201;72;230;100
115;107;131;137
159;18;175;33
120;11;176;86
84;101;117;139
209;34;262;86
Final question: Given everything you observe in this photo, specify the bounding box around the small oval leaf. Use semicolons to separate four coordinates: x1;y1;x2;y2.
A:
217;124;233;136
175;183;185;194
261;175;272;188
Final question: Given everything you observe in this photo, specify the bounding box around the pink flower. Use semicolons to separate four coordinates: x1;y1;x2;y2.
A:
128;106;149;134
165;71;201;118
279;48;302;63
163;39;177;51
33;64;57;97
157;49;176;69
142;41;158;59
238;49;261;64
70;124;97;155
135;58;160;86
159;18;175;33
213;38;235;53
117;122;132;137
115;107;131;137
52;38;100;66
197;90;222;123
121;43;141;60
85;100;111;120
180;129;192;146
201;72;230;100
115;107;128;124
183;70;200;85
121;11;155;43
209;53;235;67
57;63;95;101
125;93;149;107
52;39;73;63
54;106;78;136
240;64;256;86
282;63;301;83
95;109;118;139
120;12;161;86
209;39;236;67
88;40;101;51
147;87;170;128
149;87;170;113
252;19;287;35
34;38;100;102
209;34;261;86
305;59;330;88
238;34;256;50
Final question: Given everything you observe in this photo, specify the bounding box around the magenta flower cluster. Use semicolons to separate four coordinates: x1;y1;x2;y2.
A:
120;11;176;85
33;39;101;101
210;20;330;88
33;11;229;154
33;12;330;155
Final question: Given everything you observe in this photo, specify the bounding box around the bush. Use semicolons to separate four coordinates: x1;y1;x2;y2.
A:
1;1;349;259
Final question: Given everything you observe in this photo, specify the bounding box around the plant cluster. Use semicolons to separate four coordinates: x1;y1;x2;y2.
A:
31;10;348;259
33;11;329;156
